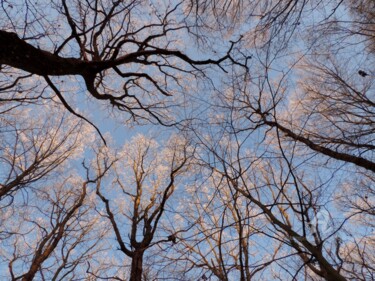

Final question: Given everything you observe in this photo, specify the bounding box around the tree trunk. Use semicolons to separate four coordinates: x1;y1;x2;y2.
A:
130;251;144;281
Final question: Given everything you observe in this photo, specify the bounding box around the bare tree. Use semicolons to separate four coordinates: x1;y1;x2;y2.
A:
91;134;191;281
191;127;349;280
169;166;274;281
250;56;375;173
0;99;112;280
183;32;373;277
1;1;374;280
0;102;92;203
1;150;112;281
0;0;247;137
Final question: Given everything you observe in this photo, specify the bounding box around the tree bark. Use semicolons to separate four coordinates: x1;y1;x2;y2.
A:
264;119;375;173
0;30;90;76
130;251;144;281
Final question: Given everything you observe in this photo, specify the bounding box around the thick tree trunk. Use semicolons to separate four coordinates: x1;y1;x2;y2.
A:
0;30;88;76
130;251;144;281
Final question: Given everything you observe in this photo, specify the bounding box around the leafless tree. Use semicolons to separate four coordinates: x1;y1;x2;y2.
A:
173;174;273;281
0;102;91;203
90;134;191;281
0;0;248;140
1;148;112;281
1;1;374;280
188;122;350;280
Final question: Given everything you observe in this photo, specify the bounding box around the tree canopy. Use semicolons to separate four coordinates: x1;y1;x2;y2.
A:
0;0;374;280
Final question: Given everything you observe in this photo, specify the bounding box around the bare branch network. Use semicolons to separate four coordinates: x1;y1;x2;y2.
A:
0;0;374;281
